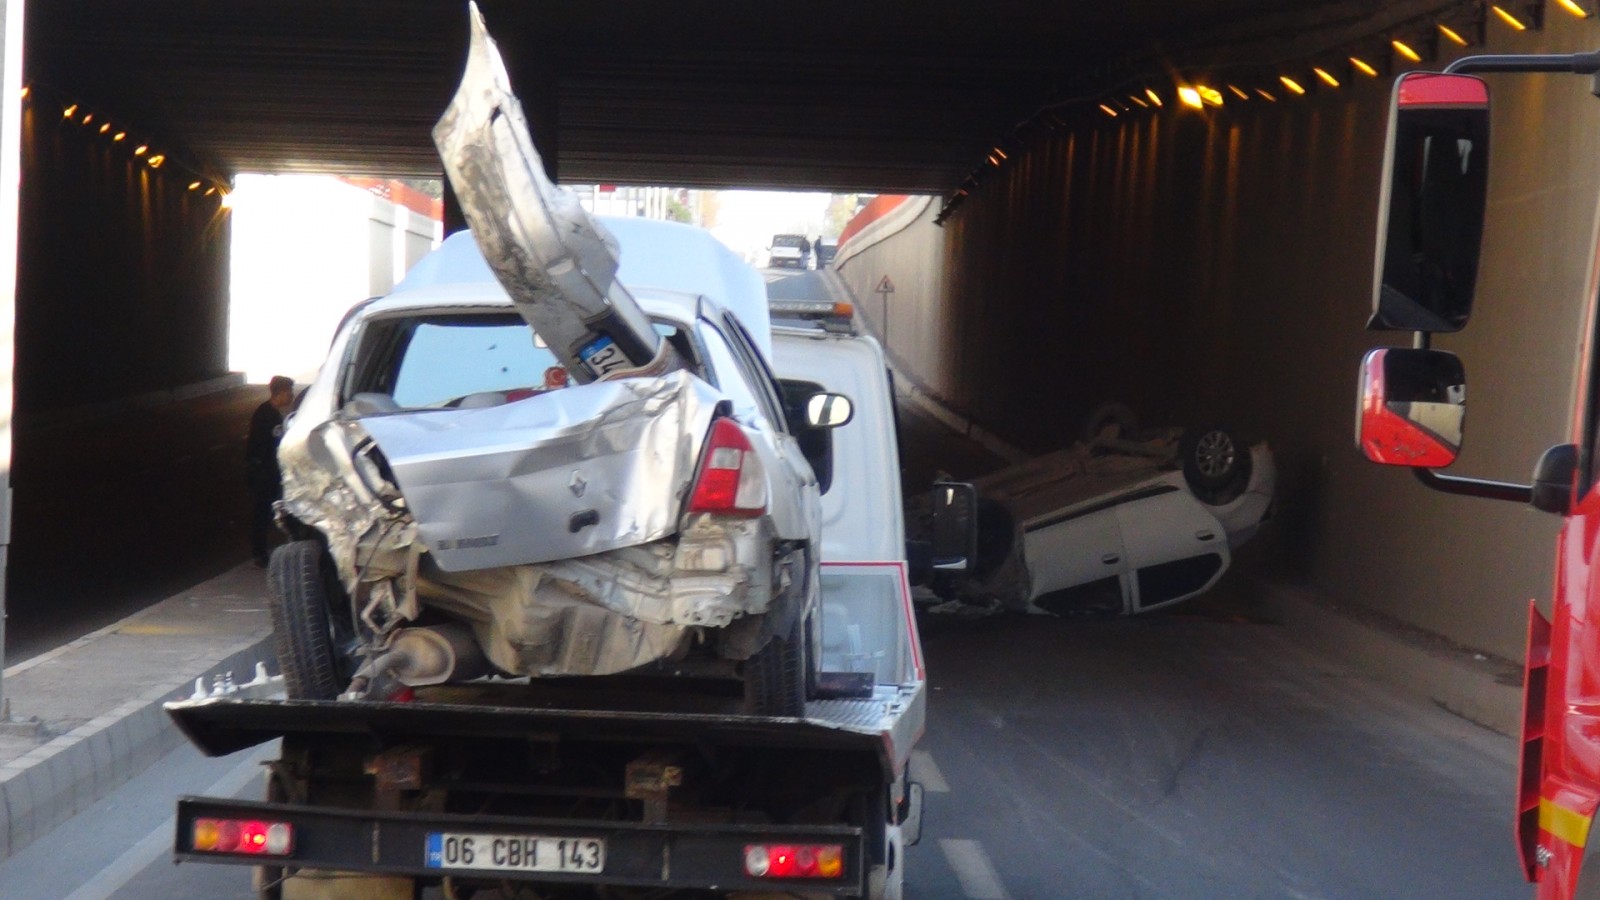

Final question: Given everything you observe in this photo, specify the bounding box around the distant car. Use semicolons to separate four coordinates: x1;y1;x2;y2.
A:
815;237;837;268
957;417;1275;616
767;233;808;269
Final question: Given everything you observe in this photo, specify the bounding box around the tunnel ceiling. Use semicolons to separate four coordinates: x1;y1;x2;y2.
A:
30;0;1409;193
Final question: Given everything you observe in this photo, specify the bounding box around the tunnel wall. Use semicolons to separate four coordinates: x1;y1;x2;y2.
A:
16;98;230;413
842;17;1600;660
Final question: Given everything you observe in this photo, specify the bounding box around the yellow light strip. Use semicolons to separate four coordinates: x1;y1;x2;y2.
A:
1255;88;1278;102
1280;75;1307;96
1557;0;1590;17
1438;24;1469;46
1128;95;1148;108
1313;67;1340;88
1350;57;1379;77
1492;5;1529;30
61;103;76;118
1098;103;1119;117
1178;86;1204;109
1145;88;1163;107
1228;85;1250;100
1393;40;1423;63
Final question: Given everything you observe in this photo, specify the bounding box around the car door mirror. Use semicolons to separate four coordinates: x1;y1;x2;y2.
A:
1531;443;1579;516
1356;347;1466;467
930;482;978;571
806;392;854;428
1369;72;1490;333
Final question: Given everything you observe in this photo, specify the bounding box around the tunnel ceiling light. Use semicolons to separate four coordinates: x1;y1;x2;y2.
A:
1098;102;1119;117
17;86;27;99
1145;88;1163;107
1556;0;1591;17
1255;88;1278;101
1438;23;1469;46
187;181;202;190
1178;86;1204;109
1279;75;1307;95
61;103;76;118
81;113;92;125
204;186;216;196
133;144;147;156
146;154;164;168
1313;67;1341;88
1194;86;1223;106
1227;84;1250;100
219;192;234;210
992;146;1008;160
1349;56;1380;77
1128;94;1149;108
98;123;109;134
986;153;1000;166
1491;5;1529;29
112;131;125;142
1392;39;1423;63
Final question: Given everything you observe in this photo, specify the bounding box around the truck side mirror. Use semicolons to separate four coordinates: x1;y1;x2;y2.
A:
805;392;854;428
1369;72;1490;333
1531;443;1579;515
929;482;978;571
1356;347;1466;467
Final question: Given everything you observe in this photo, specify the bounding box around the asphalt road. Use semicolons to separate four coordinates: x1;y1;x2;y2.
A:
0;604;1522;899
0;270;1528;898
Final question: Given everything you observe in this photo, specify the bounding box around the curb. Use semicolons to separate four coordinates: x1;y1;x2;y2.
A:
0;635;276;861
1257;582;1523;737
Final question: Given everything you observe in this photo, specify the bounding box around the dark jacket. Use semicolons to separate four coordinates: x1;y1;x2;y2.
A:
245;401;285;495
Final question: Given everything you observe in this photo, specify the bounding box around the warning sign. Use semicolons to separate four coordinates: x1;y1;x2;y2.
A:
875;276;896;295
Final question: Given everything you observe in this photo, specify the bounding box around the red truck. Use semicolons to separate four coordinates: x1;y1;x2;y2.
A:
1357;48;1600;898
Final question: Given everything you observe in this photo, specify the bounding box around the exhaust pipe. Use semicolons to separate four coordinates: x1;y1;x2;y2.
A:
374;623;490;687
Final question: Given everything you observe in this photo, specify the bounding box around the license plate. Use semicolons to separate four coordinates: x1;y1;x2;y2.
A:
579;335;629;378
425;832;605;874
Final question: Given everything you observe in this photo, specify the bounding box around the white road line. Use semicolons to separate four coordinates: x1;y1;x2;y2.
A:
911;749;951;793
940;838;1009;899
63;742;277;900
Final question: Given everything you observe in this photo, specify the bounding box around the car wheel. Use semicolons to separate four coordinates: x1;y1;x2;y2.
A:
1082;402;1139;442
1181;426;1252;505
266;540;352;701
744;612;807;717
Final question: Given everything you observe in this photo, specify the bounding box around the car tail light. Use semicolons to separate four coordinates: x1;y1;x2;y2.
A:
687;418;767;517
743;843;844;879
191;817;294;856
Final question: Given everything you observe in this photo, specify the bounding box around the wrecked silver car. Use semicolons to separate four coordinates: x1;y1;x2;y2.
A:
266;8;836;716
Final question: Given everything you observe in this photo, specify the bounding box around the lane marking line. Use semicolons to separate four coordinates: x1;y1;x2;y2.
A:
939;838;1009;899
62;742;277;900
912;749;951;793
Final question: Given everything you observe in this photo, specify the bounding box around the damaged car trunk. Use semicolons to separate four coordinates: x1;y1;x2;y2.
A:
267;6;827;716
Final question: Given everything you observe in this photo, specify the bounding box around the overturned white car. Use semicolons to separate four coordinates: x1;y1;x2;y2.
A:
267;12;841;716
956;422;1275;616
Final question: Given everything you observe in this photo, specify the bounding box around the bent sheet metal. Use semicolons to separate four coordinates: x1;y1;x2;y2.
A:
433;2;677;383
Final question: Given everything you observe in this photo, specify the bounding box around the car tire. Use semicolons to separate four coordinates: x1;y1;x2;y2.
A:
1083;402;1140;442
1181;425;1252;505
266;540;350;701
744;611;807;717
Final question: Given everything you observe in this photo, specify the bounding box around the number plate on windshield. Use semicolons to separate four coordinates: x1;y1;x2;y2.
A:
425;832;605;874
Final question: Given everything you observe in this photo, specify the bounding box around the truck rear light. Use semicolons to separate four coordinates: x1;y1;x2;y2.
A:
191;817;294;856
743;843;844;879
687;418;767;517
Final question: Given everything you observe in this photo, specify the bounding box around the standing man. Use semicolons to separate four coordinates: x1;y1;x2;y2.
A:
246;375;295;567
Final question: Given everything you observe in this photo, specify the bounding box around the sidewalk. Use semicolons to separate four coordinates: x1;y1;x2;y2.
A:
0;564;275;861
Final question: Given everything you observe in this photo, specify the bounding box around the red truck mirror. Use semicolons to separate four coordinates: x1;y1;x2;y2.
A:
1370;72;1490;333
1356;347;1466;467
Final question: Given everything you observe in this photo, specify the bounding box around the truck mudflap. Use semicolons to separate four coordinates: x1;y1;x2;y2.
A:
167;695;904;778
176;795;866;895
